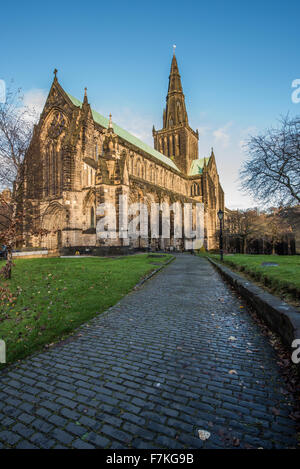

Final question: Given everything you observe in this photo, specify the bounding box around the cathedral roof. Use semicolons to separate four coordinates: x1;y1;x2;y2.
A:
66;93;180;172
189;157;210;176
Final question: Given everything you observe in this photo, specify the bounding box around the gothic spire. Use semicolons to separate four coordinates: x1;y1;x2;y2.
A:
152;50;199;174
168;53;183;94
164;52;188;128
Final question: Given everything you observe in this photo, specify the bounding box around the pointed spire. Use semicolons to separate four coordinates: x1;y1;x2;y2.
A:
153;49;198;173
168;52;183;94
108;113;113;131
83;87;88;104
164;51;188;128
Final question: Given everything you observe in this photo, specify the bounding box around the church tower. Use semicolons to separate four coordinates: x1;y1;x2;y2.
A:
153;51;199;174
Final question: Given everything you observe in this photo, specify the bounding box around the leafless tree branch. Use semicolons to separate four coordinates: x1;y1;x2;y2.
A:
240;115;300;206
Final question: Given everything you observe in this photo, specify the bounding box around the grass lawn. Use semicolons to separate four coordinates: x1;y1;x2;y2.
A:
208;253;300;305
0;254;171;366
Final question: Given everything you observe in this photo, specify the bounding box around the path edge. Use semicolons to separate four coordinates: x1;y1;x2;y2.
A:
134;255;175;289
207;257;300;351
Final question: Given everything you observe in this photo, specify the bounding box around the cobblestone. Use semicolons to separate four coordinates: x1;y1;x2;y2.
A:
0;255;298;448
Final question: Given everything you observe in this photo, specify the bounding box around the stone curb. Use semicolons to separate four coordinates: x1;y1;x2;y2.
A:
134;255;175;289
208;257;300;349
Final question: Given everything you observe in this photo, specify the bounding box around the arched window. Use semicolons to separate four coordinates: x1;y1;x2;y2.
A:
130;155;134;174
90;206;95;228
177;101;182;123
191;183;200;196
136;159;141;177
88;168;92;186
169;135;174;156
48;143;57;196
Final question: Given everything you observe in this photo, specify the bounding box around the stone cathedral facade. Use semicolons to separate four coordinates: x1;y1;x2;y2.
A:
21;54;224;253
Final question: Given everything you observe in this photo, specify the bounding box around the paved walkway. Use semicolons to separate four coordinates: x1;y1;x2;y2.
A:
0;255;297;449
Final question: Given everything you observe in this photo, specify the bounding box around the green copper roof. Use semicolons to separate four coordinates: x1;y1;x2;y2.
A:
189;157;210;176
67;93;180;172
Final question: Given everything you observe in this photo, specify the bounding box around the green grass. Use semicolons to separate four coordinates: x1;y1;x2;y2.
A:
207;253;300;305
0;254;171;366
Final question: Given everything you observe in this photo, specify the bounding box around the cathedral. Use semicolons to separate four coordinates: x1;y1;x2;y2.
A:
21;53;224;253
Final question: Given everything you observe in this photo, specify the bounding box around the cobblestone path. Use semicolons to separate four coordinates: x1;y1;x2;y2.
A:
0;255;298;449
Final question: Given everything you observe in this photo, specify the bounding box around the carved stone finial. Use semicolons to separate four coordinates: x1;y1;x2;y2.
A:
83;87;88;104
53;68;58;79
108;113;113;129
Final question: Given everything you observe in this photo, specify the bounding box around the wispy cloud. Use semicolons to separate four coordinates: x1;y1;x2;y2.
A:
238;126;257;151
23;88;47;113
213;121;233;148
21;88;47;123
112;107;154;146
197;125;211;137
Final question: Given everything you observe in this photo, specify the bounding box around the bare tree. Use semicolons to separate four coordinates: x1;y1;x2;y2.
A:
0;191;16;279
0;87;45;279
279;205;300;231
260;208;292;255
225;206;295;254
240;116;300;206
0;85;36;191
0;191;48;279
224;209;261;253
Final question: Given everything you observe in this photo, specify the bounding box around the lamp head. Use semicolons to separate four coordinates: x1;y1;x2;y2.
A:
217;209;224;221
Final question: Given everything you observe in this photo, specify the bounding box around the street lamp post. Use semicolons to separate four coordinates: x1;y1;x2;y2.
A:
217;209;224;261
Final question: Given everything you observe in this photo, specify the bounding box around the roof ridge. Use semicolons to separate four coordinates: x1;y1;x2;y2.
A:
189;156;211;176
66;92;180;172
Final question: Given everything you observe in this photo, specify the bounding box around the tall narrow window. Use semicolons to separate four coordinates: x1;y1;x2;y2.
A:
91;206;95;228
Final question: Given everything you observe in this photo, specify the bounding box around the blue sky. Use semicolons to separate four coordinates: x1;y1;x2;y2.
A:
1;0;299;208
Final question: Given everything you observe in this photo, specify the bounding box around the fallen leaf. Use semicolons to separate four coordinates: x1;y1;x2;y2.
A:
198;429;211;441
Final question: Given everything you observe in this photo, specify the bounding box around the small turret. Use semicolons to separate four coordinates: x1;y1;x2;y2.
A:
108;113;113;132
83;87;88;105
53;68;58;83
